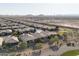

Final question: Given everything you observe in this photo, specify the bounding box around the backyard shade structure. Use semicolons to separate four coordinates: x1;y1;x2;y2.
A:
0;37;4;46
19;31;57;42
3;36;19;44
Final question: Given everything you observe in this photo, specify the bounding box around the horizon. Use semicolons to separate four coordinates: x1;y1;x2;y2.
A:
0;3;79;15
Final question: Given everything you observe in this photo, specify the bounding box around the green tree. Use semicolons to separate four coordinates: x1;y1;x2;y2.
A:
49;36;59;44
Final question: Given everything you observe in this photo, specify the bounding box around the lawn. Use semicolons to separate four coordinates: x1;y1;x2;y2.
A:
61;50;79;56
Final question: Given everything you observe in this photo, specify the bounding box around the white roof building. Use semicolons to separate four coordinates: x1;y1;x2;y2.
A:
3;36;19;44
0;37;4;46
36;29;43;33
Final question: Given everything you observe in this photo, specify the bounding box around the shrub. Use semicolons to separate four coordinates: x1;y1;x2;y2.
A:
12;31;21;37
19;42;27;49
35;43;42;49
35;39;44;43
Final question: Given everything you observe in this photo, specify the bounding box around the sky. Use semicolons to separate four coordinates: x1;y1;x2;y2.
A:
0;3;79;15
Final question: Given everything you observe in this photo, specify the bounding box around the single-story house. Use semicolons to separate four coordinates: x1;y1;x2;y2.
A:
19;30;57;43
0;29;12;36
3;36;19;44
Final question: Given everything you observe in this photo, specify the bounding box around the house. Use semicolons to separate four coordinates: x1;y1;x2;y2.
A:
14;27;35;34
0;29;12;36
3;36;19;44
19;30;57;43
19;33;35;42
0;26;11;30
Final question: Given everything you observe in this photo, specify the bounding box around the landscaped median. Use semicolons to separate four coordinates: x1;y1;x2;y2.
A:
61;50;79;56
